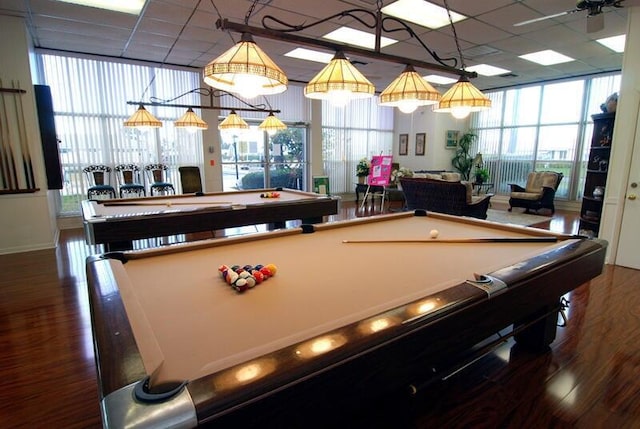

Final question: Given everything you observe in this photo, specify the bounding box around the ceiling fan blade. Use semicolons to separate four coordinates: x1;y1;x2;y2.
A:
586;13;605;33
513;9;578;27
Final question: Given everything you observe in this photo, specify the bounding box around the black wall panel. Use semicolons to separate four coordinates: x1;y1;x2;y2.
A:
34;85;63;190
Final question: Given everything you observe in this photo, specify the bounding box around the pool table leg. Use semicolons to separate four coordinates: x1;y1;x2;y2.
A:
513;302;560;351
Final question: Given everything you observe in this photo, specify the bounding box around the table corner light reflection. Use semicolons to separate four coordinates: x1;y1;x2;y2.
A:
295;334;347;360
214;358;277;391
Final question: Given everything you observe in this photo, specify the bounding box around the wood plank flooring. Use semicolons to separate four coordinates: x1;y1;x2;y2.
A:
1;202;639;428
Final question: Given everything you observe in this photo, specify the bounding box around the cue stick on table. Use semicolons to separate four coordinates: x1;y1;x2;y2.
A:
343;237;559;244
102;201;234;206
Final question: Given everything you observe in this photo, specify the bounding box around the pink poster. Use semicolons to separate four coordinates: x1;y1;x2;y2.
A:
367;155;393;186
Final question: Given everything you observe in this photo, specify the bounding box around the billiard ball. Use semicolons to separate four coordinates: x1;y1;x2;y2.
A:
430;229;439;239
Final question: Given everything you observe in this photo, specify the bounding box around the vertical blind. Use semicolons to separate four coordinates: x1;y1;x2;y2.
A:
471;73;621;200
322;97;394;194
40;54;204;214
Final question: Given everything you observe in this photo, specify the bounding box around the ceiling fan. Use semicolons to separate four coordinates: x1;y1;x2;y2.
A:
514;0;629;33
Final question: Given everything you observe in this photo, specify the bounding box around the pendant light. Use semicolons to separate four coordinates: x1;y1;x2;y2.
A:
304;51;375;107
203;33;288;99
124;104;162;129
379;65;441;113
435;0;491;119
174;108;208;132
259;112;287;136
218;110;249;132
434;75;491;119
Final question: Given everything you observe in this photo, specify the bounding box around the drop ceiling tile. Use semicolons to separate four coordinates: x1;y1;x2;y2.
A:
12;0;628;92
143;1;195;23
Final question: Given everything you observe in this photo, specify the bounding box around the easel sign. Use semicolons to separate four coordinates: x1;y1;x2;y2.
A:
367;155;393;186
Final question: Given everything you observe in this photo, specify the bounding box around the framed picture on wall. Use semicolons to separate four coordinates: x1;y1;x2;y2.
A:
415;133;426;156
399;133;409;155
445;130;459;149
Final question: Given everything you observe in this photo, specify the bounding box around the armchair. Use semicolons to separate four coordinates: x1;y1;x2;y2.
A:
508;171;563;214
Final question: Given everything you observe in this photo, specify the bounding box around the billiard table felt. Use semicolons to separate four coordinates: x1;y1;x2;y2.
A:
112;213;573;386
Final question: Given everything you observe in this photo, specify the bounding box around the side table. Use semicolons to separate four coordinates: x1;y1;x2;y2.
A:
472;182;494;196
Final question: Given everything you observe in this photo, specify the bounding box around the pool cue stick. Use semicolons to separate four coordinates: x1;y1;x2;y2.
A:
0;85;11;189
14;80;35;189
102;200;234;206
0;84;18;189
0;100;9;189
343;237;559;244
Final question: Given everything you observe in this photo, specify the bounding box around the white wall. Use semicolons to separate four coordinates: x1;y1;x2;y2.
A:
0;16;58;254
392;104;469;171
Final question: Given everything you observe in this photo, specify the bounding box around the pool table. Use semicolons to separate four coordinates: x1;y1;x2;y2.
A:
86;211;607;428
81;188;338;249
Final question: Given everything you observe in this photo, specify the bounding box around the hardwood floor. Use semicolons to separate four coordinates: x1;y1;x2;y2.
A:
1;203;639;428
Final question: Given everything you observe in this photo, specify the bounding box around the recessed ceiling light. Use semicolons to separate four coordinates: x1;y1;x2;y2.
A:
381;0;466;29
423;74;458;85
56;0;145;14
519;50;574;66
323;27;397;50
596;35;626;53
285;48;334;64
466;64;511;76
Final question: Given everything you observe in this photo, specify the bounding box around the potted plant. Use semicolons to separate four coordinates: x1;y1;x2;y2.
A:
451;132;477;181
356;158;370;183
475;167;490;184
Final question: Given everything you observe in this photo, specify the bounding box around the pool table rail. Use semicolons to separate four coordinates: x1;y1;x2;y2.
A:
82;188;339;246
86;225;607;427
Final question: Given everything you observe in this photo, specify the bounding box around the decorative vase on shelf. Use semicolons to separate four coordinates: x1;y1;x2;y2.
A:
358;176;366;184
593;186;605;199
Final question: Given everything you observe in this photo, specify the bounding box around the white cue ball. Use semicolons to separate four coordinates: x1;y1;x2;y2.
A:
429;229;439;239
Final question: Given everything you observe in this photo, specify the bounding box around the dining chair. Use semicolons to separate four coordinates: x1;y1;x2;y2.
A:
83;165;116;200
144;163;175;196
114;164;146;198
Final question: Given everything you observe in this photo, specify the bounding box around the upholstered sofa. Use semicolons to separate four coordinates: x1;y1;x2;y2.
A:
399;176;492;219
508;171;563;214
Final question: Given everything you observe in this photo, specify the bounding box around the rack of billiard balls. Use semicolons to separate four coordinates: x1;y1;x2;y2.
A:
260;191;280;198
218;264;278;293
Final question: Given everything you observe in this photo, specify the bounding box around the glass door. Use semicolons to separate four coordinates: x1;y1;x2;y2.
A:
220;124;308;191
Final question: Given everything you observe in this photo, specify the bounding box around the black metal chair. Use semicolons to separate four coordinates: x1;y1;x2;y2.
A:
178;166;203;194
144;163;175;196
114;164;146;198
508;171;563;214
83;165;116;200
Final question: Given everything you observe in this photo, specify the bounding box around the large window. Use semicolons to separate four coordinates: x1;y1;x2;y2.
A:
322;98;394;193
215;85;311;191
471;73;621;201
39;54;204;214
219;124;308;191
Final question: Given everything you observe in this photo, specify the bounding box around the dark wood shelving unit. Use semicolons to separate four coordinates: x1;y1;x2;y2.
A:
579;112;615;237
